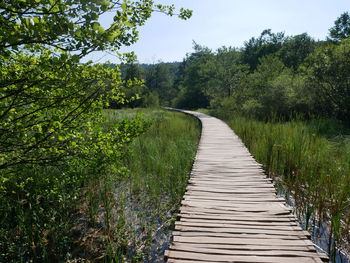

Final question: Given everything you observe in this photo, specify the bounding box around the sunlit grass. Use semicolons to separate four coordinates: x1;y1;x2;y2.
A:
102;108;201;261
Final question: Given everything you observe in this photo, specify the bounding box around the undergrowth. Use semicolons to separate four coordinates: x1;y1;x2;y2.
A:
0;108;200;263
80;108;200;262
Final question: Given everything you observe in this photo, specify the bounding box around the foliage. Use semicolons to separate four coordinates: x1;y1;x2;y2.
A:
112;11;350;126
172;43;211;109
328;12;350;42
0;51;125;175
0;0;192;261
145;63;176;106
200;47;249;108
165;20;349;124
0;0;192;57
114;62;181;108
304;39;350;122
278;33;316;70
166;31;317;117
242;29;286;71
0;112;148;262
117;62;146;108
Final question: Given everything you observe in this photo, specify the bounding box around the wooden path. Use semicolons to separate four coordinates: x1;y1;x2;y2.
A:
165;110;327;263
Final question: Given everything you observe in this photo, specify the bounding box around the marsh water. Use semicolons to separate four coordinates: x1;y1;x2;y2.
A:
276;186;349;263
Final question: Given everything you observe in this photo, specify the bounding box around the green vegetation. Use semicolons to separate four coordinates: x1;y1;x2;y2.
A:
0;0;192;262
118;11;350;259
218;115;350;258
0;111;148;262
124;12;350;124
0;107;200;262
100;108;200;261
1;0;349;260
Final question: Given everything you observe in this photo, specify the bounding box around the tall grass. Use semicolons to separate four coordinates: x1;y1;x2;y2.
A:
221;115;349;260
0;107;199;263
88;108;201;262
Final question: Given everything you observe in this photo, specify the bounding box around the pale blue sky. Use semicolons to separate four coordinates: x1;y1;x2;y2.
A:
84;0;350;64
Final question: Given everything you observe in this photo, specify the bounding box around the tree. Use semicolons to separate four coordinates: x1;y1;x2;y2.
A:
119;62;146;108
305;39;350;122
145;63;175;106
328;12;350;42
243;55;290;119
278;33;316;70
0;0;192;57
200;46;248;108
172;43;211;109
242;29;286;70
0;0;191;173
0;1;191;261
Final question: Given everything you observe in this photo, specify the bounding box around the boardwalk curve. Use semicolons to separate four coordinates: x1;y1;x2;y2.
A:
165;110;327;263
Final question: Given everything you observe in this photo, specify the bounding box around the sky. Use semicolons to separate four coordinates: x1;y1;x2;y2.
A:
83;0;350;64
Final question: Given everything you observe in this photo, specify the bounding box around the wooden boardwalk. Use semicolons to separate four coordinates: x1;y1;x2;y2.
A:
165;110;327;263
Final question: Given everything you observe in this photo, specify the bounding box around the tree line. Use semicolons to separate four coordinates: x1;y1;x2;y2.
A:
123;12;350;123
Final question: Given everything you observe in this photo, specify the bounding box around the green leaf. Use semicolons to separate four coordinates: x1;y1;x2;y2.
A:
92;22;99;30
124;21;133;27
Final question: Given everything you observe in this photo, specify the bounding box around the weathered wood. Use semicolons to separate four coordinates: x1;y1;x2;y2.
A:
165;251;324;263
170;242;317;251
175;226;310;237
173;236;315;246
172;231;308;240
186;186;276;193
176;222;300;231
165;109;327;263
179;213;296;221
169;244;321;257
184;198;281;204
180;206;291;216
176;218;298;227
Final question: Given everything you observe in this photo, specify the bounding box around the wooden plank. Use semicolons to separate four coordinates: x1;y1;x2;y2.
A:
188;181;274;186
180;205;292;216
170;242;317;252
181;200;287;209
179;211;294;218
167;257;323;263
184;192;279;198
173;236;315;246
183;198;284;204
172;231;307;240
183;198;283;204
176;221;300;230
169;244;320;257
186;186;276;192
190;173;268;178
179;214;295;222
186;185;274;190
188;184;275;190
175;226;309;237
181;204;291;213
188;179;273;184
178;218;298;226
166;251;323;263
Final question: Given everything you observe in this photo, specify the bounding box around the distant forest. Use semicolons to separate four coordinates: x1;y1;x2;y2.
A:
115;11;350;123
